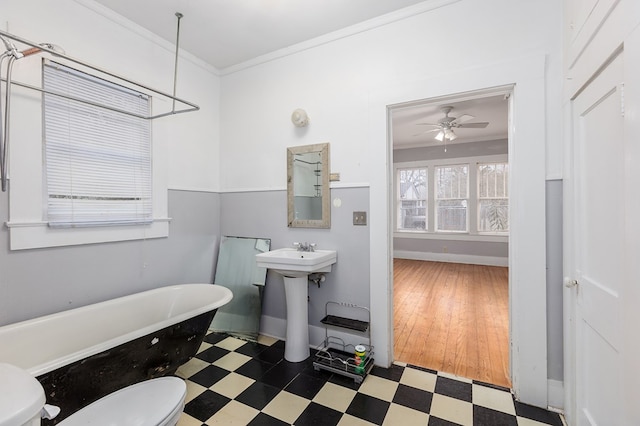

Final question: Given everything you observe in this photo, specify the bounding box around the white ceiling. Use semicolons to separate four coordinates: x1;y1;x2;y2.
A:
90;0;508;148
91;0;432;70
391;95;509;149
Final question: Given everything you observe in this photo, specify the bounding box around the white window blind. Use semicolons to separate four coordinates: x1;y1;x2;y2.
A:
43;61;152;227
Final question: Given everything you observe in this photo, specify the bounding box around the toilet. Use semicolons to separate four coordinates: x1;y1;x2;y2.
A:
0;363;186;426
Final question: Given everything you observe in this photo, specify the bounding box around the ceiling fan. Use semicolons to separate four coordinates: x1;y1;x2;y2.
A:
415;106;489;141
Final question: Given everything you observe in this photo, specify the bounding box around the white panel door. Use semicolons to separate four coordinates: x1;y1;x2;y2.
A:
571;51;624;425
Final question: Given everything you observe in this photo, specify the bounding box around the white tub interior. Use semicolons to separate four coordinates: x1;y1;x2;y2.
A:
0;284;232;376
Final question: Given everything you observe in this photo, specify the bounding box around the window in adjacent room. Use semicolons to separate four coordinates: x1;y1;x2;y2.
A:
478;162;509;233
43;61;152;227
394;155;508;238
397;167;427;230
435;164;469;232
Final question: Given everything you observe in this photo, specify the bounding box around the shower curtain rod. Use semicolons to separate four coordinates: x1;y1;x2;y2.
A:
0;28;200;120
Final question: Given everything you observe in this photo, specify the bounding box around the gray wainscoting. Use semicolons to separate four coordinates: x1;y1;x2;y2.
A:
219;187;371;333
0;190;221;326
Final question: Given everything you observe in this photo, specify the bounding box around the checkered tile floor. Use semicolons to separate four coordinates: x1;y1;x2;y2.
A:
175;332;564;426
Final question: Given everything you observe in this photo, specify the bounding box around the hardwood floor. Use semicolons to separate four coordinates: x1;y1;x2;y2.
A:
393;259;511;388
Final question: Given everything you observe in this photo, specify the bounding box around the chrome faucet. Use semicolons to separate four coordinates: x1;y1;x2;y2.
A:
293;242;316;252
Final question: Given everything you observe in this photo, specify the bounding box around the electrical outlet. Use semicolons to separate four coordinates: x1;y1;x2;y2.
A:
353;211;367;226
442;246;448;253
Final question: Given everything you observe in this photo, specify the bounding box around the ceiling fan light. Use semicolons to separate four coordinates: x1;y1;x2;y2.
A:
446;129;458;141
435;131;444;141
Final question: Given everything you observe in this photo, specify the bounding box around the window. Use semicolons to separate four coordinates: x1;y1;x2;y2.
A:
397;168;427;230
394;155;508;239
435;164;468;232
478;162;509;232
43;61;152;227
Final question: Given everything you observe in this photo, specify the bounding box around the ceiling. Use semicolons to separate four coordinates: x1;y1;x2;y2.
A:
91;0;432;70
391;95;509;149
90;0;508;148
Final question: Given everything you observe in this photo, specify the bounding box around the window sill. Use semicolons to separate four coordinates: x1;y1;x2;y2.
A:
6;218;171;250
393;231;508;243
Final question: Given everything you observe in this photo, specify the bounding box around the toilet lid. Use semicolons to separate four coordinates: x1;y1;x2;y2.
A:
58;377;186;426
0;363;46;426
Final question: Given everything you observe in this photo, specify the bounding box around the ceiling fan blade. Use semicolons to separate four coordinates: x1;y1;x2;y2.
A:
453;114;474;123
415;122;440;127
457;122;489;128
412;128;440;136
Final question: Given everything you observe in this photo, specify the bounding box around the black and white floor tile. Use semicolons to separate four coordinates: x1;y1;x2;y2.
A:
175;332;564;426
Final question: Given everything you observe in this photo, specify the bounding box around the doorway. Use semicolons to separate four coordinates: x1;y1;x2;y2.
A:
389;90;511;387
369;56;549;406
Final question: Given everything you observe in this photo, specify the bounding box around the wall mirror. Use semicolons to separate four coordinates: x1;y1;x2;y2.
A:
287;143;330;228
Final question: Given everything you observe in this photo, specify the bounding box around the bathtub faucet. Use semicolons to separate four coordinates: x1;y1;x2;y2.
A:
293;242;316;252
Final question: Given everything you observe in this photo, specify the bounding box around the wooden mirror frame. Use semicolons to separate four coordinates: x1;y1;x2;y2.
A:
287;143;330;228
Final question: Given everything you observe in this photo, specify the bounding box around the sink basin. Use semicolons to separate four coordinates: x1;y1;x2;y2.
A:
255;247;337;362
256;248;337;277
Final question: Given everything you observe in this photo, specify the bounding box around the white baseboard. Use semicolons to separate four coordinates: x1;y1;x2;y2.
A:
547;379;564;411
394;250;508;267
259;315;286;341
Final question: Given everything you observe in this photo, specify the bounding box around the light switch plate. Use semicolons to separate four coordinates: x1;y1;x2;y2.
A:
353;211;367;226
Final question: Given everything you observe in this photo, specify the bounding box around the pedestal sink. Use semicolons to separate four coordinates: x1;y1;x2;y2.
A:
256;247;337;362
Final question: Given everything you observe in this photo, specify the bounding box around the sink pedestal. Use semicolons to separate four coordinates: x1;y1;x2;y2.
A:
255;247;337;363
282;276;310;362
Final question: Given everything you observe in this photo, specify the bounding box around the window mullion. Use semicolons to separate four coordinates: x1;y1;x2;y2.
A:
469;162;478;235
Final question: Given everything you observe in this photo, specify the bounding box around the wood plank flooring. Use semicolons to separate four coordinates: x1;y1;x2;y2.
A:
393;259;511;388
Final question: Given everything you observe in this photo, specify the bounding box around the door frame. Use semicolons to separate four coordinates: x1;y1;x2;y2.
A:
368;54;549;407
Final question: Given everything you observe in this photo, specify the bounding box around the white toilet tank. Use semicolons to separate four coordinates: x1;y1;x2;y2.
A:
0;363;46;426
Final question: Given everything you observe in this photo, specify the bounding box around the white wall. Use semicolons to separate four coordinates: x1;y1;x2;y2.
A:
219;0;562;408
2;0;221;193
1;0;563;408
0;1;222;323
220;0;562;191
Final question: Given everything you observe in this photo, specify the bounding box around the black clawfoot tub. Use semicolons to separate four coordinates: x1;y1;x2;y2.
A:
0;283;232;424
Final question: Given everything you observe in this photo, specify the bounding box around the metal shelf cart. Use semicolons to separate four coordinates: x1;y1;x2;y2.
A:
313;302;374;384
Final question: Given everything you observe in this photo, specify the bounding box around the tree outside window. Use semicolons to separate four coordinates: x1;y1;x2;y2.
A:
398;168;427;230
478;162;509;232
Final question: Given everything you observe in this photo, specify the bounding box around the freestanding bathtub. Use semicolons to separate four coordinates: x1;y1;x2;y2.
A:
0;283;233;424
